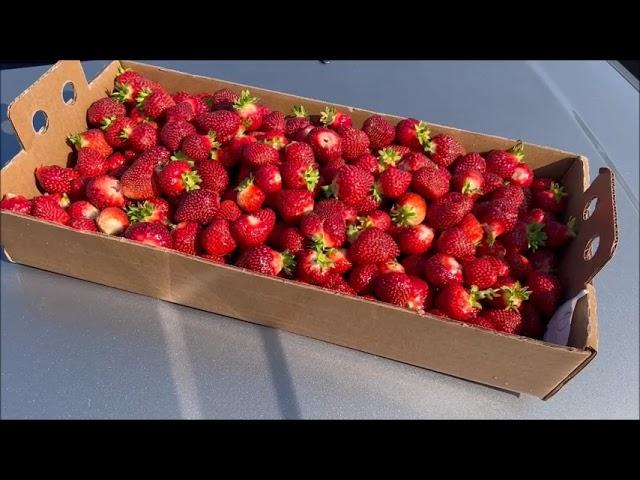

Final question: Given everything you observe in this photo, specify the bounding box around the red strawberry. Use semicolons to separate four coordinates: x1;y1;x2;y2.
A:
174;189;220;224
399;255;425;279
399;152;433;173
276;189;315;224
411;165;450;201
491;185;529;217
423;253;463;288
427;192;473;230
0;194;32;215
233;90;264;131
261;130;289;151
196;110;242;143
463;257;497;289
397;224;434;255
487;279;531;310
284;141;315;164
378;167;411;199
475;200;519;244
323;272;356;295
307;127;343;163
354;184;383;215
281;158;319;192
194;160;229;194
377;259;405;276
531;177;554;193
215;199;242;222
200;254;226;264
486;141;524;179
129;106;151;125
504;252;533;280
96;206;129;234
533;181;568;214
68;176;89;201
326;247;352;274
120;146;170;200
451;168;484;198
315;198;356;224
30;195;70;225
211;88;239;111
231;208;276;248
262;111;286;131
388;144;412;159
338;127;370;160
300;213;346;250
171;92;207;115
172;222;201;255
453;152;486;175
476;237;507;257
526;271;563;317
160;120;197;151
320;106;352;130
87;97;127;128
501;221;547;254
529;249;558;273
520;302;546;338
242;142;279;167
348;227;399;265
424;134;464;168
35;165;76;194
201;219;237;256
106;152;130;177
374;272;430;311
522;208;551;225
296;249;334;285
158;161;201;198
86;175;125;209
235;176;266;213
112;69;154;104
269;225;305;255
136;87;175;120
395;118;430;151
484;255;510;278
124;222;173;248
75;148;108;177
482;172;504;195
348;263;380;294
352;153;380;176
319;158;347;184
69;217;98;232
437;227;475;261
125;122;158;152
458;213;484;245
480;309;523;334
236;246;295;276
390;192;426;227
126;198;169;224
67;200;99;220
510;162;534;188
164;101;196;124
362;115;395;150
436;283;487;321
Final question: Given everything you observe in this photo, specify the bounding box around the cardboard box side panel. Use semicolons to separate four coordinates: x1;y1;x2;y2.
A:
0;211;590;398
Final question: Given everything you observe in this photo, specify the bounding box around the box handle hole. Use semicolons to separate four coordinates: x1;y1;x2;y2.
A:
583;235;600;261
32;110;48;134
62;81;76;105
583;197;598;220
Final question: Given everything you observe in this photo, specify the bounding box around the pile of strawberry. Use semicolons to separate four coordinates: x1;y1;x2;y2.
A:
1;68;577;339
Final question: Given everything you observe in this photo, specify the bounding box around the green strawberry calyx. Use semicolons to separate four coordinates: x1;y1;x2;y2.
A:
135;87;152;107
550;182;568;202
377;147;402;171
290;105;308;118
67;133;85;149
390;204;416;227
527;222;548;251
100;116;117;131
461;178;482;196
320;106;337;126
111;82;133;103
181;170;202;192
315;251;334;271
280;250;296;277
236;175;255;192
171;151;195;166
303;166;320;192
126;201;155;223
233;90;259;110
509;140;525;162
415;121;432;147
468;285;491;309
206;131;222;152
501;282;531;311
370;182;383;203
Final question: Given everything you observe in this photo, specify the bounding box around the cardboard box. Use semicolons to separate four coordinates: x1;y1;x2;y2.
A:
0;61;619;399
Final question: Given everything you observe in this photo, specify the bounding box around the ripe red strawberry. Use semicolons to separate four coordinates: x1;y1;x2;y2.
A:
487;279;531;310
75;148;108;177
126;198;169;224
521;208;551;225
348;227;399;265
284;141;315;163
353;184;382;214
390;192;426;227
397;224;434;255
338;126;370;160
253;164;281;194
475;200;519;244
171;92;208;116
451;168;484;198
87;97;126;128
411;166;450;201
269;225;305;255
501;221;547;254
233;90;264;131
172;222;201;255
504;251;533;279
378;167;411;199
196;110;242;143
329;165;374;207
174;189;220;224
307;127;343;163
164;101;195;124
529;249;558;273
491;185;529;217
424;134;464;168
486;141;524;179
395;118;430;151
125;122;158;152
231;208;276;248
106;152;129;177
352;153;379;176
236;246;295;277
124;222;173;248
527;271;563;317
323;272;356;295
482;172;504;195
533;181;568;214
436;283;486;321
484;255;510;278
458;213;484;245
128;106;151;125
426;192;473;230
69;217;98;232
520;302;546;338
480;309;523;334
315;198;356;224
193;160;229;195
320;106;352;130
281;158;319;192
211;88;239;111
362;115;395;150
388;144;412;159
31;195;70;225
374;272;429;311
200;254;226;264
296;249;334;285
136;87;175;120
300;213;346;250
476;237;507;257
463;257;498;289
159;120;196;151
86;175;125;209
235;176;266;213
120;146;170;200
398;152;433;172
510;162;534;188
35;165;76;194
261;130;289;151
158;161;201;198
262;111;286;131
437;227;476;261
68;176;89;201
242;142;279;168
377;260;406;276
423;253;463;288
401;255;426;279
348;263;380;294
67;200;99;220
112;69;154;104
454;152;486;175
346;210;392;243
531;177;554;193
0;194;32;215
215;199;242;222
201;219;237;256
276;189;315;224
319;158;346;184
326;247;352;274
